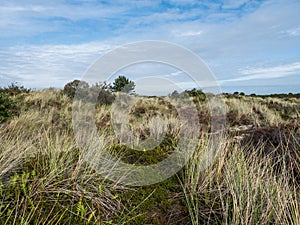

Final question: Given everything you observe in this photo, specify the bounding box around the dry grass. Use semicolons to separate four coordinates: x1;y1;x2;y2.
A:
0;88;299;224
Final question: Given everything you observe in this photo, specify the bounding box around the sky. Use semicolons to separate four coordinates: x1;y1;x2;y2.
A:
0;0;300;94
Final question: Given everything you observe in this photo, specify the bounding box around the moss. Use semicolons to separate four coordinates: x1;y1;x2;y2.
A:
107;133;178;165
112;176;187;225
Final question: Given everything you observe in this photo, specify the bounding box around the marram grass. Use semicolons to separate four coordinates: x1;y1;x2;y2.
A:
0;89;299;224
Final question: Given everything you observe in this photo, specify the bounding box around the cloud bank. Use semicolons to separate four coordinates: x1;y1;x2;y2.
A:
0;0;299;93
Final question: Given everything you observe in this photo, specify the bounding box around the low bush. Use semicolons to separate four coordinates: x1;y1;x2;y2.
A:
63;80;115;105
0;93;17;122
0;83;31;96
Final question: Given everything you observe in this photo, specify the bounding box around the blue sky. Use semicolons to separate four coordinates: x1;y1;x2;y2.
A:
0;0;300;94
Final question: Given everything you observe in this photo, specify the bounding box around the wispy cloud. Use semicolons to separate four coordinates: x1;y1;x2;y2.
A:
280;26;300;37
221;0;249;9
0;42;113;87
220;62;300;83
176;30;202;37
0;0;300;94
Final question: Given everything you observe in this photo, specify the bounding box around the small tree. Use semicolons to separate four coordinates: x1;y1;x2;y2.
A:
184;88;206;101
111;75;135;93
63;80;89;98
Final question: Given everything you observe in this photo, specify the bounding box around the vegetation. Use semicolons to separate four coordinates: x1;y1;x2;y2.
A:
0;83;30;121
0;83;299;224
63;75;136;105
63;80;89;98
0;82;31;96
63;80;115;105
111;75;135;93
0;93;16;122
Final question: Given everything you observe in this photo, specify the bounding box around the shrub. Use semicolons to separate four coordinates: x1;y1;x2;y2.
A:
91;82;115;105
0;83;31;96
0;93;16;122
184;88;206;101
63;80;115;105
241;123;300;184
111;75;135;93
63;80;89;98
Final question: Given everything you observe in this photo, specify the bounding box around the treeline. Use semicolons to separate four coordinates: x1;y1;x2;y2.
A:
62;75;135;105
0;76;135;122
0;83;31;96
222;91;300;98
1;78;299;122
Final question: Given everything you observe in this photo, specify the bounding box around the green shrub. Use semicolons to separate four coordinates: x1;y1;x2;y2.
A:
111;75;135;93
63;80;115;105
0;83;31;96
63;80;89;98
92;82;115;105
0;93;16;122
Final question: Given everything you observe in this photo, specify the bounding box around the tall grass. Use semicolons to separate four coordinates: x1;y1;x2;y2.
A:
182;137;299;224
0;89;123;224
0;88;299;224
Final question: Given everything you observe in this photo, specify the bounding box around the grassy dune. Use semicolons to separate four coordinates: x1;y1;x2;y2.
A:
0;88;299;224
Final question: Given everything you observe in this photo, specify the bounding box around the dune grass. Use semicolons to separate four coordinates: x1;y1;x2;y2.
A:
0;88;299;224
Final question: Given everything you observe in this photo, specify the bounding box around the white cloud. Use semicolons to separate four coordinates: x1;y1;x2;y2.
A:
1;0;300;91
0;1;140;38
220;62;300;83
176;30;202;37
221;0;249;9
166;0;198;6
242;62;300;75
280;27;300;37
0;42;113;87
164;71;185;77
